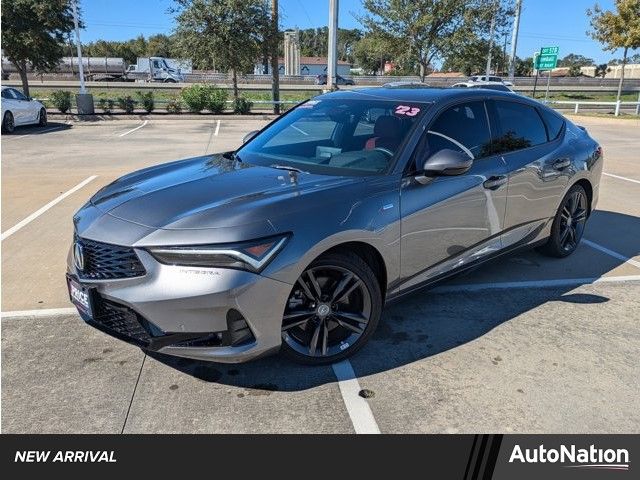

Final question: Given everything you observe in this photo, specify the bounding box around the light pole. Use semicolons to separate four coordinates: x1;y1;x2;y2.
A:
485;1;497;78
72;0;94;114
508;0;522;81
326;0;339;90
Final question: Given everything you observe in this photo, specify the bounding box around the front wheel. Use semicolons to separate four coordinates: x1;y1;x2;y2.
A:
540;184;589;258
280;252;382;365
2;111;15;133
38;108;47;127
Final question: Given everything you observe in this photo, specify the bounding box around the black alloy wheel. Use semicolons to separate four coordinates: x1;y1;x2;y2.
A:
281;252;381;365
541;184;589;258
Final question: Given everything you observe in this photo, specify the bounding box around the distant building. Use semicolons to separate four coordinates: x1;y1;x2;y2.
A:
255;56;351;76
580;64;640;79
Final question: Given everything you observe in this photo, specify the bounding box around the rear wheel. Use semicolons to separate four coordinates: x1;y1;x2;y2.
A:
540;184;589;258
38;108;47;127
2;111;15;133
280;252;382;365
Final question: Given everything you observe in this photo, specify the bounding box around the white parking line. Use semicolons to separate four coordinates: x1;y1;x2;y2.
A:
603;172;640;185
331;360;380;434
118;120;148;137
1;307;77;319
431;274;640;293
214;119;221;136
583;239;640;270
1;175;98;241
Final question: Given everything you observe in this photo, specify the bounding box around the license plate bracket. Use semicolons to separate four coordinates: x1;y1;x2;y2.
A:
67;275;95;320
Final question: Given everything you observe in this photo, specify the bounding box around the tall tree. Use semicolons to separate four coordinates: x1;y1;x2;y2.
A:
558;53;595;68
443;36;505;75
146;34;176;57
353;33;398;74
1;0;76;96
173;0;269;100
360;0;511;81
587;0;640;102
595;63;611;77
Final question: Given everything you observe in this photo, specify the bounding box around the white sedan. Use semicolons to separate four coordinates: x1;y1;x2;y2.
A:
1;86;47;133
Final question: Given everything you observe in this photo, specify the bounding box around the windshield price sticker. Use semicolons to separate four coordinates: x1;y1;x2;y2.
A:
394;105;421;117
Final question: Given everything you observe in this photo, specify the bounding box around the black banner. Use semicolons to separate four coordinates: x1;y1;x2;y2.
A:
0;434;636;478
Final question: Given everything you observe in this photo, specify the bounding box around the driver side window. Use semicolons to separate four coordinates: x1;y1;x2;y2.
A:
425;101;492;161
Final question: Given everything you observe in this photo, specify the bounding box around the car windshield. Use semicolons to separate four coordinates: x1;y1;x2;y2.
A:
237;98;428;176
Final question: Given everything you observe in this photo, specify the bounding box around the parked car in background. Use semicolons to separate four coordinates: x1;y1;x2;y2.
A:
469;75;514;87
452;81;514;92
67;86;602;365
315;74;355;86
1;86;47;133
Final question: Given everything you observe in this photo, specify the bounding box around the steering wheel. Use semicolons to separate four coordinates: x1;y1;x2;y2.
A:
373;147;393;157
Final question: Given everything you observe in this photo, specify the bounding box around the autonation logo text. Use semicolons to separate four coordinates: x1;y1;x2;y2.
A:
509;444;630;471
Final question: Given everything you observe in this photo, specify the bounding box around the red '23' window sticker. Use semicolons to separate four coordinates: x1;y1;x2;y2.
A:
394;105;421;117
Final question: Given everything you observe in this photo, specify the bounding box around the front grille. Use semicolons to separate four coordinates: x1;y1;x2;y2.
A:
90;298;153;347
77;237;146;280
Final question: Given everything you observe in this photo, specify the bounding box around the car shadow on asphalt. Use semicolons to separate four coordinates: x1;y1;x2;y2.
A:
148;209;638;392
3;121;71;136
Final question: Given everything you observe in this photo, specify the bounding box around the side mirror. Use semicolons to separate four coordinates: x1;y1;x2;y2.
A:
416;149;473;184
243;130;259;144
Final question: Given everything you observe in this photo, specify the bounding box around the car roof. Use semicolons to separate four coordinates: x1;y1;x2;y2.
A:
316;85;520;104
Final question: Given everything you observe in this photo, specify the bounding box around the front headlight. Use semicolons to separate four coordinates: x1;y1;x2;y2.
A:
146;234;289;273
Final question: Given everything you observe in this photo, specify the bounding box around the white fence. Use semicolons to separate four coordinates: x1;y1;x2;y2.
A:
545;99;640;116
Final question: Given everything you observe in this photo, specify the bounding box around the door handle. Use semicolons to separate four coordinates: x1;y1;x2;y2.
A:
483;175;507;190
553;158;571;170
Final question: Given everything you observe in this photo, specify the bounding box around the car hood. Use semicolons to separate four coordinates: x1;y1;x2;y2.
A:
88;154;360;231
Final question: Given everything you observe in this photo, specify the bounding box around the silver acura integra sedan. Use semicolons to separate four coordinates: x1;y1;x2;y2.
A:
67;87;603;365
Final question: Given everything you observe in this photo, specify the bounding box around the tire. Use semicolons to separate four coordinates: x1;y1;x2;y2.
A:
539;184;589;258
280;251;382;365
2;111;15;133
38;108;47;127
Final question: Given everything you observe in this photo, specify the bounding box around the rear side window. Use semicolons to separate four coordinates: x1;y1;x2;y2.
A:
539;108;565;140
426;101;492;160
492;100;547;154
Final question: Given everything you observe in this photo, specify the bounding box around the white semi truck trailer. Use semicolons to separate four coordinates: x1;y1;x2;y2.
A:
1;56;188;82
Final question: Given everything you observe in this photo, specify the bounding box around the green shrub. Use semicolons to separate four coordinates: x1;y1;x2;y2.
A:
50;90;72;113
165;96;183;114
136;91;154;113
233;97;253;114
205;87;227;113
181;84;228;113
117;95;136;114
97;98;115;114
181;84;208;113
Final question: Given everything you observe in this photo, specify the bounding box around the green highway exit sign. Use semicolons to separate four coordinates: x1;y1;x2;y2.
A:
534;46;559;70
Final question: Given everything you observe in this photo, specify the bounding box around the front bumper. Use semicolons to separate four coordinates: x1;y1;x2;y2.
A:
67;245;293;363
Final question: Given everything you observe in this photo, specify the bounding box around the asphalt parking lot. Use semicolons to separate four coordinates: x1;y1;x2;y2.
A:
2;114;639;433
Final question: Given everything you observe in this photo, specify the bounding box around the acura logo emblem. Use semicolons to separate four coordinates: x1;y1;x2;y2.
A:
74;242;85;271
